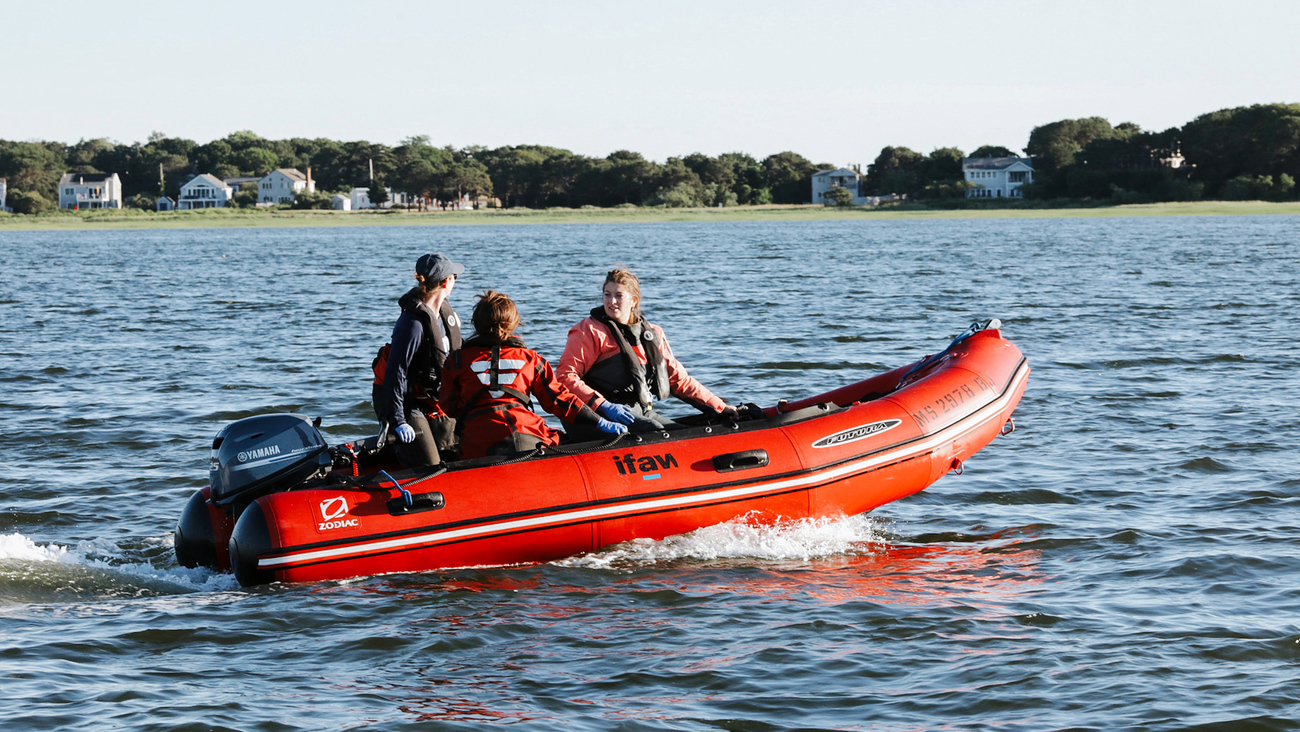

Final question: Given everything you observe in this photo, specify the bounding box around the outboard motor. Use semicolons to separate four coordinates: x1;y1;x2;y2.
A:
209;414;332;507
176;414;331;570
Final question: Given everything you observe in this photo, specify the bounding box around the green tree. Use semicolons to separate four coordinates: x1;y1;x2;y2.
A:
368;178;389;207
234;147;279;176
291;189;332;210
1181;104;1300;196
0;140;65;199
1025;117;1118;174
969;145;1017;158
863;146;923;195
759;151;817;203
920;147;964;184
8;189;54;214
230;189;257;207
649;182;703;208
447;156;493;207
125;193;157;210
823;186;853;206
476;145;545;207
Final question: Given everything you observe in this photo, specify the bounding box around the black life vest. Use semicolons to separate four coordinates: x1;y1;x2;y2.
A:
585;307;671;410
375;289;463;399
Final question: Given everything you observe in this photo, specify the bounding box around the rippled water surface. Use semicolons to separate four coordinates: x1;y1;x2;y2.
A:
1;217;1298;731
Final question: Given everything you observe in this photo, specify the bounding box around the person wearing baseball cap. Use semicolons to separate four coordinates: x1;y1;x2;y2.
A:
374;253;467;467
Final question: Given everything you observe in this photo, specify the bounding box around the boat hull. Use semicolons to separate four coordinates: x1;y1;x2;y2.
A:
216;328;1028;586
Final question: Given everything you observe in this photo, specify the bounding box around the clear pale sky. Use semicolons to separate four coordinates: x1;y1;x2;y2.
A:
3;0;1297;166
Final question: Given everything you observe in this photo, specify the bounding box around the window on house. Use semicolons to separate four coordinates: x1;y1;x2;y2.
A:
1010;172;1026;183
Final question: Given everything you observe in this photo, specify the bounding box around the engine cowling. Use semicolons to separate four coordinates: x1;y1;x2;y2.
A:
209;414;331;507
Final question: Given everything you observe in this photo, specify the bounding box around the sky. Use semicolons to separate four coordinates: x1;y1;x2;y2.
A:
2;0;1298;166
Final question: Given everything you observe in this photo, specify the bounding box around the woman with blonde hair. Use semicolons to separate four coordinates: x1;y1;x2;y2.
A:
439;290;626;459
558;268;737;439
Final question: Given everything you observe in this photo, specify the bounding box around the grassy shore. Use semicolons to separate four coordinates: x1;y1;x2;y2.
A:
2;200;1298;231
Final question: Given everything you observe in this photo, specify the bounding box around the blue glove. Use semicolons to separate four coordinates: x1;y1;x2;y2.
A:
395;424;416;443
597;417;628;435
597;401;636;425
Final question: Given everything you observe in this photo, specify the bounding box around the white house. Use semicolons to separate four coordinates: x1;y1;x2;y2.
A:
331;194;351;211
258;168;315;204
811;168;872;205
156;196;176;211
0;178;9;213
349;187;373;210
177;174;234;209
962;157;1034;198
58;172;123;210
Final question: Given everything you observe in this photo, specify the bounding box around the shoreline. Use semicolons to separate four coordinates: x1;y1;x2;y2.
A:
1;200;1298;231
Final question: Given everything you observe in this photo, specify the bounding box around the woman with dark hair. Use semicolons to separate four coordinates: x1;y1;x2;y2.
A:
439;290;627;459
376;253;465;467
558;268;737;438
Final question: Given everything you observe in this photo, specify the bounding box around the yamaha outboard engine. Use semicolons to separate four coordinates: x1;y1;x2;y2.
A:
175;414;331;569
208;414;332;507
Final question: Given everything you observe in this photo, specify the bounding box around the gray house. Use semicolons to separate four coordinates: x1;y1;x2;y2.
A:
59;172;123;210
811;168;865;205
962;157;1034;198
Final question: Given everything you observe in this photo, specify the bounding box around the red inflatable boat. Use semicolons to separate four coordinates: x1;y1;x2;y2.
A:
175;321;1029;586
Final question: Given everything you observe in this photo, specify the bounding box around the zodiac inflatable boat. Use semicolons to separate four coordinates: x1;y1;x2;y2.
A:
175;320;1029;587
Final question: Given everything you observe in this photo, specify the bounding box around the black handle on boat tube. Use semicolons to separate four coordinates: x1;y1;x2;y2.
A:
712;449;769;473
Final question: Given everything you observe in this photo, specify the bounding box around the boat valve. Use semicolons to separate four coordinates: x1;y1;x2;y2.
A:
1001;418;1016;436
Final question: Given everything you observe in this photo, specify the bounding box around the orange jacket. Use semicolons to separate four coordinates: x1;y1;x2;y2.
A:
557;317;726;413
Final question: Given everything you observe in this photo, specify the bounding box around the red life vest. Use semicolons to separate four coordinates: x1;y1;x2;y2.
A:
439;337;591;459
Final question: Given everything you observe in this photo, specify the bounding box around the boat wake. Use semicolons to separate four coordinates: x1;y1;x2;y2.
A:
553;514;890;571
0;532;239;604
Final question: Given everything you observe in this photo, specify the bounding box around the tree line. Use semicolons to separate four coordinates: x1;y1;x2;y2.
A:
859;103;1300;203
2;103;1297;214
0;131;828;214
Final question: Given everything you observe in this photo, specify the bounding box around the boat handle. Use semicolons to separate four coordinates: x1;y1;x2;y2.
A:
1001;418;1015;436
712;449;769;473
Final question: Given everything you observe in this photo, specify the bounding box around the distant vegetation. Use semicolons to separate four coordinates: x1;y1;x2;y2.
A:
864;104;1300;205
0;132;823;214
2;103;1297;214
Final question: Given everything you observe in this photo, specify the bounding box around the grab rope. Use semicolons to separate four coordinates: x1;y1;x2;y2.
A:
897;319;1001;389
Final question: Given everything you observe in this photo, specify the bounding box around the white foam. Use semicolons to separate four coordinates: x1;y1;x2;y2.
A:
0;533;76;564
0;532;239;594
554;513;888;570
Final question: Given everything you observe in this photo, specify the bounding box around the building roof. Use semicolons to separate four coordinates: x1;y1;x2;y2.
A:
59;172;117;184
182;173;233;190
812;167;859;178
962;156;1033;171
270;168;307;181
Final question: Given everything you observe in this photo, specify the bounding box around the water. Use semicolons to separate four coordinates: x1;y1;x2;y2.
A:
0;217;1297;730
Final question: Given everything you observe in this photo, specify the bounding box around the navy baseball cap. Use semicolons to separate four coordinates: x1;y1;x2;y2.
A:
415;253;465;282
